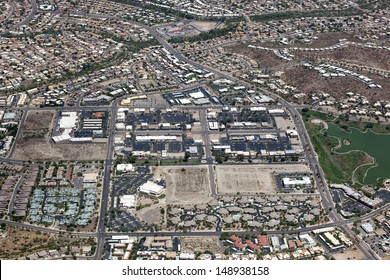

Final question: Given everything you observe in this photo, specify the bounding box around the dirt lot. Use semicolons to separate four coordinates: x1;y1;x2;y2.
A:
383;254;390;260
331;246;365;260
0;226;95;259
296;32;361;48
13;110;107;161
180;236;223;254
227;37;389;102
190;21;220;32
225;44;288;70
283;66;388;102
274;116;296;131
24;110;54;130
215;164;310;194
254;32;361;49
293;46;390;72
137;207;161;225
152;166;211;204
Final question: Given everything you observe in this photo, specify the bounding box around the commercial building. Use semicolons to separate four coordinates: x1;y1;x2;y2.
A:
120;195;136;208
117;164;135;173
282;177;311;188
136;135;178;142
139;181;165;196
361;222;375;234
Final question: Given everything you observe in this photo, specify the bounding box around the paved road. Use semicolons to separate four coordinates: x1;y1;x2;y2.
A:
8;107;28;158
10;0;38;31
2;10;386;260
199;108;217;196
7;175;25;215
94;100;118;259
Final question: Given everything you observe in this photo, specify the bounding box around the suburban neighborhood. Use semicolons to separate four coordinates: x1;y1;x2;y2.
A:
0;0;389;262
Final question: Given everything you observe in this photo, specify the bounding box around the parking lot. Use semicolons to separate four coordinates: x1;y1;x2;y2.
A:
365;235;389;258
213;134;292;157
216;109;274;129
162;87;221;106
331;189;371;217
112;174;153;199
118;108;205;159
109;210;142;232
75;110;109;138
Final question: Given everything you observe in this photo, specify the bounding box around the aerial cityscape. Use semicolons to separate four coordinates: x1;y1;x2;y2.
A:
0;0;389;261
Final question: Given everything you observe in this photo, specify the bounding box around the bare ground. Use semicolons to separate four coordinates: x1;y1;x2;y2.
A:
14;140;107;161
24;110;54;130
225;44;288;69
0;226;95;259
190;21;220;32
331;246;365;260
226;37;389;103
296;32;362;48
152;166;211;204
283;66;388;102
254;32;362;49
180;236;223;254
137;206;161;225
293;47;390;71
215;164;310;194
13;110;107;161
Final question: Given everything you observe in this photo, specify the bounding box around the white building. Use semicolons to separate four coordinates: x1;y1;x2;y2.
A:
361;222;375;234
120;195;136;208
189;91;204;99
83;173;98;183
299;234;316;248
282;177;311;188
117;164;135;173
179;253;195;260
208;121;218;130
136;135;177;142
139;181;165;196
324;232;340;246
59;112;78;129
286;129;299;138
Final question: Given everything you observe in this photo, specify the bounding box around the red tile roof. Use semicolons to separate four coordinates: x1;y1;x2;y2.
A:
233;241;245;249
288;240;296;249
230;235;241;243
257;235;269;246
246;240;260;250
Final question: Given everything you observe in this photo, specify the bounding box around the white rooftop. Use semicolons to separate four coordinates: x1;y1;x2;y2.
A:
120;195;136;208
189;91;204;99
139;181;164;196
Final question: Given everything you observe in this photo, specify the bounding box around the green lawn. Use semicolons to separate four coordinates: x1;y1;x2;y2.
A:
334;117;390;134
327;123;390;185
301;110;373;185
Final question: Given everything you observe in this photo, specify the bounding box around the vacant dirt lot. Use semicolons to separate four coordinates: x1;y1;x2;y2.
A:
14;141;107;161
0;226;95;259
24;110;54;130
215;164;310;194
283;66;388;102
253;32;361;49
137;207;161;225
332;246;365;260
227;37;389;103
190;21;219;32
181;236;223;254
13;110;107;161
293;47;390;71
152;166;211;204
225;44;288;70
297;32;361;48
